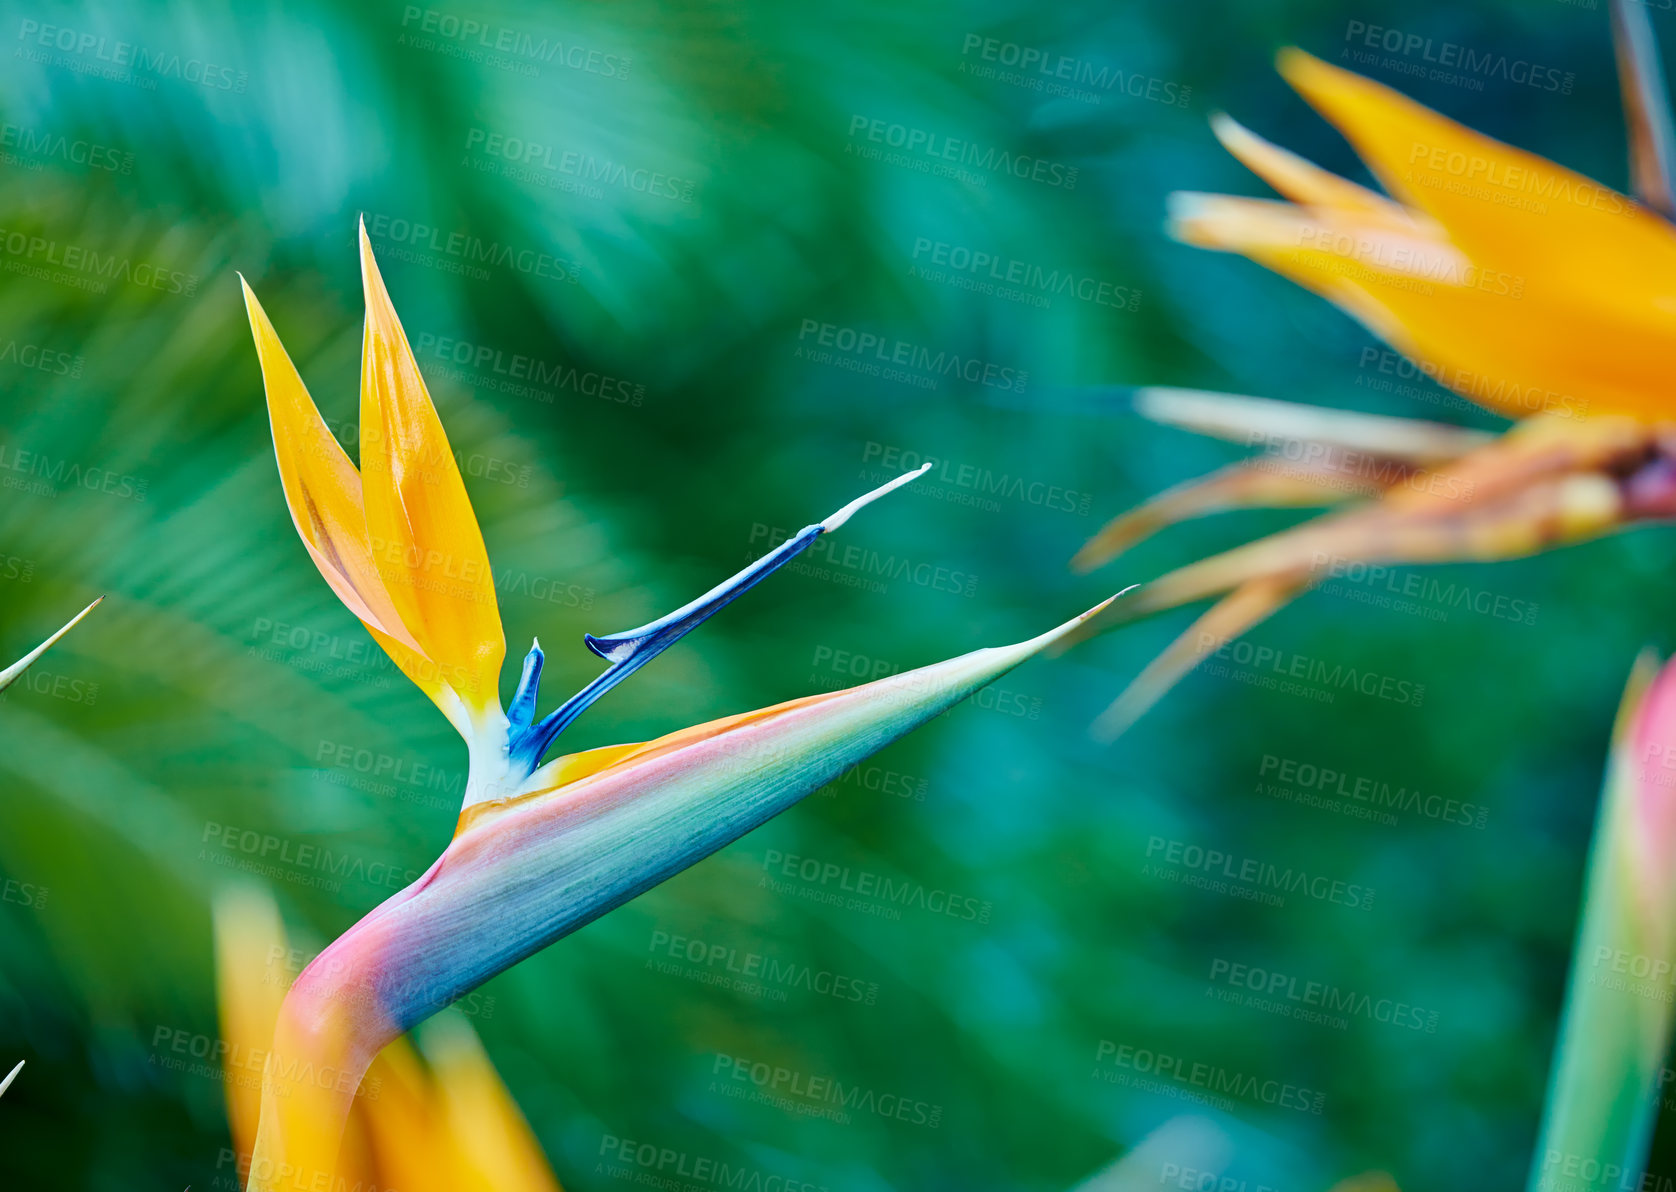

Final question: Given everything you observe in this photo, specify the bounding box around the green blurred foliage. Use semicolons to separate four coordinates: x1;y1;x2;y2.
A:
0;0;1669;1189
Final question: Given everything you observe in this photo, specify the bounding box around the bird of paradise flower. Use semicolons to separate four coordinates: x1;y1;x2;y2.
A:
229;223;1128;1190
1076;0;1676;740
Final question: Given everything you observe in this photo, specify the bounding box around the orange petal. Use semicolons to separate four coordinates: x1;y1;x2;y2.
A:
355;1038;463;1191
1092;577;1297;741
1189;52;1676;423
357;221;506;722
1072;461;1383;574
244;273;476;729
424;1016;564;1192
1276;49;1657;270
213;888;290;1167
242;280;421;651
1210;112;1420;232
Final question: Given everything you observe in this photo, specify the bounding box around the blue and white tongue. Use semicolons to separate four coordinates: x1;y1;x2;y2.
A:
504;463;933;774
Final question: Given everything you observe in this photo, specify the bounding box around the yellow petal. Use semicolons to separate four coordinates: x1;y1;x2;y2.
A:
1092;577;1296;741
1191;52;1676;423
1210;112;1419;232
1276;49;1653;269
424;1016;564;1192
356;222;505;723
242;276;473;725
213;888;288;1167
1169;190;1673;423
355;1039;462;1191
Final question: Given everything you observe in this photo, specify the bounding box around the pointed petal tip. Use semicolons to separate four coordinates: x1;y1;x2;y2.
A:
1044;584;1142;656
1068;546;1104;576
1207;111;1245;146
1164;191;1221;242
0;596;102;693
1275;45;1319;82
0;1059;21;1099
821;461;932;532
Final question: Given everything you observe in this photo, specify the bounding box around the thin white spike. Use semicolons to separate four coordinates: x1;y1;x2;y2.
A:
0;597;102;693
0;1060;22;1099
821;462;932;532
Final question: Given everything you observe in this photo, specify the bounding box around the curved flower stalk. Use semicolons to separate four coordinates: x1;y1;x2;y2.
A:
1077;0;1676;738
237;223;1126;1190
214;887;562;1191
0;597;101;694
1086;655;1676;1192
1527;652;1676;1192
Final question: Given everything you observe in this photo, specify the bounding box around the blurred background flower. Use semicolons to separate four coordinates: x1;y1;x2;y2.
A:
0;1;1672;1190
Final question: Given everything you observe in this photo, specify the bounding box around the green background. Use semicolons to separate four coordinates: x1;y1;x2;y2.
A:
0;0;1665;1188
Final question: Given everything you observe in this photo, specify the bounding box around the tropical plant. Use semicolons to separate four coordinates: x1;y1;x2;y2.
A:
230;225;1126;1189
1076;0;1676;741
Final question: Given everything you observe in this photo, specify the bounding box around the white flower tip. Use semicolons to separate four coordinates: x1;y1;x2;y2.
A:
0;596;102;694
0;1059;22;1099
821;462;932;532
